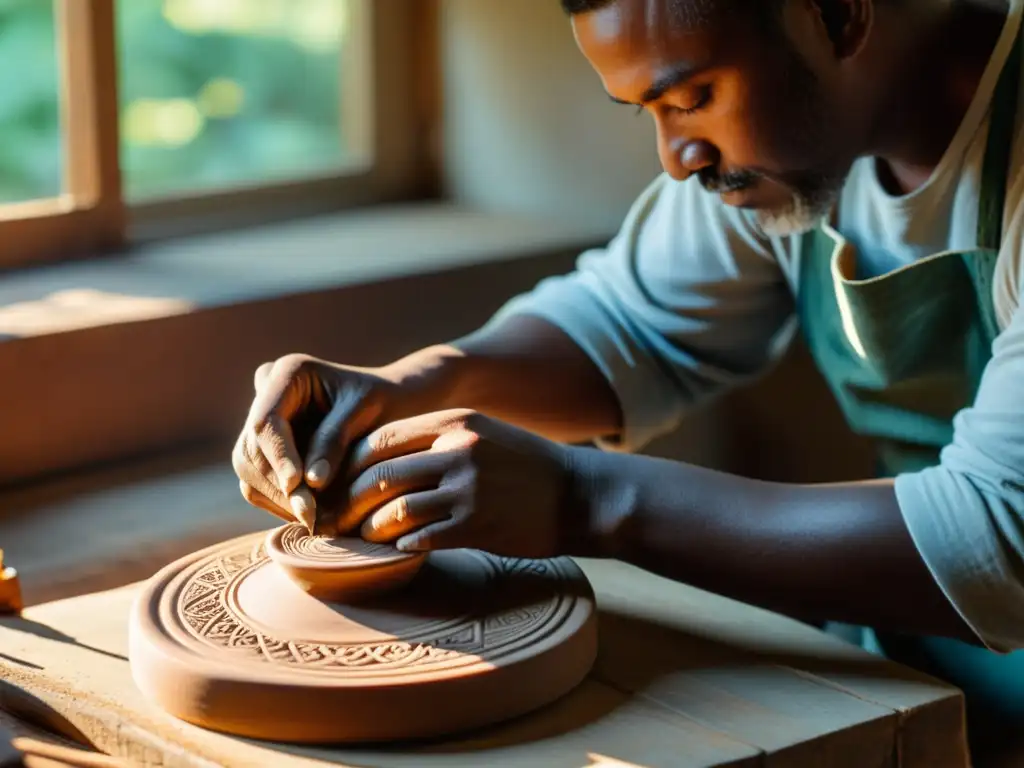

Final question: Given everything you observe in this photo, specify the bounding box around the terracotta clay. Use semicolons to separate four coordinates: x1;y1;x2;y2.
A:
265;524;426;602
129;530;597;744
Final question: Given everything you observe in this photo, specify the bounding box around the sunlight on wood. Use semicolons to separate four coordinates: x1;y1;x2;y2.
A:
0;289;194;338
0;198;75;223
584;754;650;768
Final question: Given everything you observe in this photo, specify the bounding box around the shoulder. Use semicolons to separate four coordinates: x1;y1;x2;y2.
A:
624;173;790;281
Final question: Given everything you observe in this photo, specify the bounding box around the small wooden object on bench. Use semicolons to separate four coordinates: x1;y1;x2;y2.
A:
0;550;24;615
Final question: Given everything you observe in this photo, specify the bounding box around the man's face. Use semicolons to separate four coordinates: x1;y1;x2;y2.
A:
572;0;861;235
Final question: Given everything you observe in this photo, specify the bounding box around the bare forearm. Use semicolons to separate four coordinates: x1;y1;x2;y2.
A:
383;315;622;444
576;449;976;641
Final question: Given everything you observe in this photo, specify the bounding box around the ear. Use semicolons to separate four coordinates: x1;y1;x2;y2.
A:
812;0;873;59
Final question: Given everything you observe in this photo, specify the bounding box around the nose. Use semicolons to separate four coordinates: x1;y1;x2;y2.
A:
658;135;720;181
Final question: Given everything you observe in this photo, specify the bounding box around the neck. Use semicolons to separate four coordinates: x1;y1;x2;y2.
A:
859;0;1009;193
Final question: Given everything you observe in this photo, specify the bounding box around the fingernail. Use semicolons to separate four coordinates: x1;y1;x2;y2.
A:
277;466;300;494
306;460;330;486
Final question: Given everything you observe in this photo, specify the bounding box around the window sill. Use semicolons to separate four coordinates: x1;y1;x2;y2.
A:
1;202;611;486
0;202;609;337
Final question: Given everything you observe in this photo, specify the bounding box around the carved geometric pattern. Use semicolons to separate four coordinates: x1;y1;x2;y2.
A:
174;542;562;674
276;525;400;564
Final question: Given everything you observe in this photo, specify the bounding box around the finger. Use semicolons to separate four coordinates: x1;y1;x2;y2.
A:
335;450;455;534
347;409;477;479
255;414;305;496
232;434;293;518
253;362;273;392
396;515;466;553
304;389;383;491
248;359;312;495
239;480;294;524
235;434;315;528
359;489;456;543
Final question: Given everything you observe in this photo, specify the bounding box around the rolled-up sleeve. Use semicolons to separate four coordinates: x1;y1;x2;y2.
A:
489;173;796;452
895;302;1024;652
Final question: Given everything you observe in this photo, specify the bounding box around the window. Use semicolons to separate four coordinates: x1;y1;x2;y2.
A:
119;0;370;200
0;0;62;204
0;0;434;269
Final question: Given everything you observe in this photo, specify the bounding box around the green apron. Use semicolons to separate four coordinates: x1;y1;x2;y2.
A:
796;24;1024;734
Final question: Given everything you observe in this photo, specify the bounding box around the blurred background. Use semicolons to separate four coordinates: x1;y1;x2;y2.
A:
0;0;351;203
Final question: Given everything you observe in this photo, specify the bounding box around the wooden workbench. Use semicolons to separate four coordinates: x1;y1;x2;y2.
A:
0;557;967;768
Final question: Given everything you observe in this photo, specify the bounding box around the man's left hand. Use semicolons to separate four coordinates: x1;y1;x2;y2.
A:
330;409;585;558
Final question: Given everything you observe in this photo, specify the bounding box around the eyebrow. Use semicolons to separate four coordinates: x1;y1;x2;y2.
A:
607;63;702;106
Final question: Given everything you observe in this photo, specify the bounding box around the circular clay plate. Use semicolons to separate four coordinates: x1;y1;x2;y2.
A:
265;524;426;602
129;531;597;743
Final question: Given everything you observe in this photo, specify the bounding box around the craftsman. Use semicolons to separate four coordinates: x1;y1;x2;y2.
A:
234;0;1024;750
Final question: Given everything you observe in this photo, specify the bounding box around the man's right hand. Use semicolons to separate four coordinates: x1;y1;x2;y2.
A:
232;353;430;528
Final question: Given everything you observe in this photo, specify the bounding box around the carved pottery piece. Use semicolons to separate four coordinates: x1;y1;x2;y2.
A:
265;524;426;601
129;530;597;743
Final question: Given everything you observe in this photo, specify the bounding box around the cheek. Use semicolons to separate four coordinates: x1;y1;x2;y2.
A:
706;67;833;173
746;65;837;169
698;72;788;171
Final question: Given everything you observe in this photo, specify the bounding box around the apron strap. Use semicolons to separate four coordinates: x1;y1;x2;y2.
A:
978;23;1022;250
966;22;1022;344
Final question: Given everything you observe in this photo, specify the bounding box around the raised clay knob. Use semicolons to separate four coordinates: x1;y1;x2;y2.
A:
265;524;426;603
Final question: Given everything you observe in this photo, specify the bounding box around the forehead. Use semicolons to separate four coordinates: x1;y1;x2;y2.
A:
571;0;760;89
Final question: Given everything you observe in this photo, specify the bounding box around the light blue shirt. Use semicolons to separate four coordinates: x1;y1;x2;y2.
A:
490;48;1024;651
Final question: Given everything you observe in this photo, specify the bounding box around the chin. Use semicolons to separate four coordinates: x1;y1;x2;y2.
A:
756;209;823;237
754;193;836;238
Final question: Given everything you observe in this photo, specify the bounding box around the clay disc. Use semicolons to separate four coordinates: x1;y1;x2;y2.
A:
129;531;597;743
265;524;426;601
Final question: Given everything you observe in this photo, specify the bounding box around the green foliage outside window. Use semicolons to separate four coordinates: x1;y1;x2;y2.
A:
0;0;351;204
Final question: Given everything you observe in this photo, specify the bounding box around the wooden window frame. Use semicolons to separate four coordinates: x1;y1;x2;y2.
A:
0;0;437;269
0;0;123;271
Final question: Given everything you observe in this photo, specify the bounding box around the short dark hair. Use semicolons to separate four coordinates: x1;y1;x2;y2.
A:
560;0;765;14
559;0;783;28
560;0;616;12
561;0;714;16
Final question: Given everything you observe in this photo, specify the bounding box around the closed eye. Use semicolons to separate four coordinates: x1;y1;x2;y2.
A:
674;84;713;115
631;85;713;117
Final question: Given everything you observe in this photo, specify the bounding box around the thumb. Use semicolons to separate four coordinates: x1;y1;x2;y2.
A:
304;391;382;490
